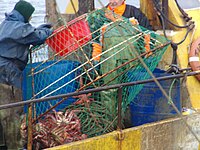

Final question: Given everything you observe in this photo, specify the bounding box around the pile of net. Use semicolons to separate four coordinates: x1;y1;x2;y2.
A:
21;8;170;148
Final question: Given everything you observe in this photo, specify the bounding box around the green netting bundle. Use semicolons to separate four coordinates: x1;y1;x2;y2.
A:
85;8;169;124
22;8;170;145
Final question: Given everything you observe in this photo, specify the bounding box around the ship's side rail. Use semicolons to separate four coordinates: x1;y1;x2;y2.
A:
0;70;200;149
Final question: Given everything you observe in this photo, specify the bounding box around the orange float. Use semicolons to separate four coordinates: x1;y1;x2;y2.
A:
189;37;200;81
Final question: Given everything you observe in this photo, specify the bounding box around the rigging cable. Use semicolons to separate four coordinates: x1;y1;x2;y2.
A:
152;0;194;29
152;0;200;143
174;0;192;22
152;0;195;46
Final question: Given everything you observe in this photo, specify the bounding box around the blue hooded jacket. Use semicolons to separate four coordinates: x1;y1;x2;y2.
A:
0;10;52;88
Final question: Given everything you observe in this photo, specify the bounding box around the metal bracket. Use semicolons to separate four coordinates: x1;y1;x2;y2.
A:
116;130;125;141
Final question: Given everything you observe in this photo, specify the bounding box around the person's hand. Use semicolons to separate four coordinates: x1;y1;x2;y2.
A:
129;17;139;25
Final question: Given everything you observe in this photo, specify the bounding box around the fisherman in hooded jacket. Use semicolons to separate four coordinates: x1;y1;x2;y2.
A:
0;0;53;89
0;0;53;149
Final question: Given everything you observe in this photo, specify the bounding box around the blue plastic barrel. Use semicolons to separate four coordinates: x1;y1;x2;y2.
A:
22;60;81;115
129;68;181;126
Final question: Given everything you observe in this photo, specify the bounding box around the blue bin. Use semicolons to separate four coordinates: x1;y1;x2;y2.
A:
22;60;81;115
129;68;181;126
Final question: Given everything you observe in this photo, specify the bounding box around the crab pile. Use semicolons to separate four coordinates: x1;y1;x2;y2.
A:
21;109;87;149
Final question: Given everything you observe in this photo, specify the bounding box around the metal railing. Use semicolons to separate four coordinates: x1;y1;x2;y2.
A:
0;69;200;150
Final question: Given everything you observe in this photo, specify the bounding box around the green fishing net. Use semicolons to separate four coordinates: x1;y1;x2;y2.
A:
22;8;170;146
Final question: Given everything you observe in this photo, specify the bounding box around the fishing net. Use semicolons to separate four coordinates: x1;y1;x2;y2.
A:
21;8;170;148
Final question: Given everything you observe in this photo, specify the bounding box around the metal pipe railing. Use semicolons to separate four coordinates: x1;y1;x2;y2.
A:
0;69;199;110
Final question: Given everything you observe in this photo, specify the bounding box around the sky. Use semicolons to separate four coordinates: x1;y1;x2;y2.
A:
0;0;140;26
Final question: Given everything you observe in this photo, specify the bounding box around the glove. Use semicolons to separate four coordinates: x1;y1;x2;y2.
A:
144;34;152;57
38;23;52;29
92;43;102;62
129;17;139;25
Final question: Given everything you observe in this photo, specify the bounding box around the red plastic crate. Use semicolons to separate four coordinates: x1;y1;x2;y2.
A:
46;15;92;56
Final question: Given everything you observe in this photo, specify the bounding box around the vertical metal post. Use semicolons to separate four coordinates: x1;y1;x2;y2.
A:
117;87;122;130
117;87;123;150
162;0;169;29
27;49;34;150
27;104;33;150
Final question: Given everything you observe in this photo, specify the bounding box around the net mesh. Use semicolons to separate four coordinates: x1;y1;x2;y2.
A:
22;8;169;148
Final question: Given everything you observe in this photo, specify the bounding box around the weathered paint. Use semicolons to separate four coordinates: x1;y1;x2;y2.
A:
184;9;200;109
46;130;141;150
140;0;162;30
47;114;200;150
166;1;200;109
168;0;185;30
170;8;200;109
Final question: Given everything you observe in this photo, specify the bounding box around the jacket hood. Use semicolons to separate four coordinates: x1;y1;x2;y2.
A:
5;10;25;22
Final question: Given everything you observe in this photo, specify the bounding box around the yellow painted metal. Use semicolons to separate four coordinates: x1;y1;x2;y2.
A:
45;114;200;150
184;9;200;109
65;0;79;14
140;0;161;29
168;0;185;30
46;129;142;150
170;8;200;109
140;0;186;30
120;128;141;150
